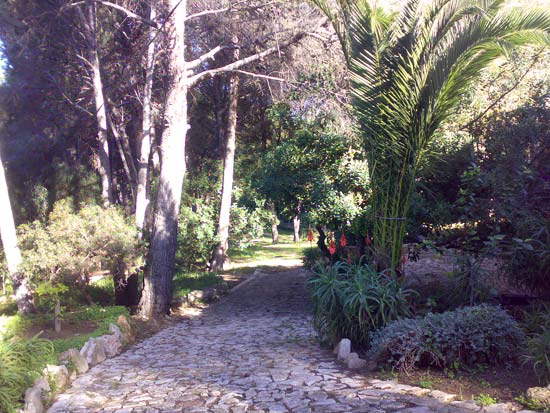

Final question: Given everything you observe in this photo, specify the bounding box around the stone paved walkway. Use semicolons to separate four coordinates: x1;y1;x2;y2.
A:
48;267;524;413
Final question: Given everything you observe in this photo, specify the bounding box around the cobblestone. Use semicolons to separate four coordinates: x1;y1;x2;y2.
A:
49;267;521;413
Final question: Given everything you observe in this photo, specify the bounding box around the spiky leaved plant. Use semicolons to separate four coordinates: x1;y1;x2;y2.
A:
310;0;550;271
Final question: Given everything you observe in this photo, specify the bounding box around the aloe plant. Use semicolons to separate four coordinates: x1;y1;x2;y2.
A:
310;0;550;270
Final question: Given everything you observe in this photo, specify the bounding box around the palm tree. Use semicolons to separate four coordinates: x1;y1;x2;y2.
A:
311;0;550;271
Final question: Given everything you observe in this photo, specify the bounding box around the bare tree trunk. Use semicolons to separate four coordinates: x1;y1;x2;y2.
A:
293;215;301;243
79;3;113;206
139;0;187;318
136;3;157;235
210;36;240;272
0;151;34;314
271;204;279;244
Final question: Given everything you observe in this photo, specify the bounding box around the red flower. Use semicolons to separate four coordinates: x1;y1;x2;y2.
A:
340;232;347;248
307;227;314;242
328;240;336;255
365;232;372;247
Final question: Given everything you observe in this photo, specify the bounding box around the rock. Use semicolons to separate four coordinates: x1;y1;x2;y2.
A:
59;348;89;374
96;334;122;357
80;338;106;365
334;338;351;361
117;315;136;343
526;386;550;408
24;386;44;413
43;364;70;393
482;403;516;412
429;389;456;402
346;353;367;370
109;323;127;345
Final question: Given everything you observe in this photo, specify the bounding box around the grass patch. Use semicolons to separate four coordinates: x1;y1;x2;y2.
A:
173;271;223;298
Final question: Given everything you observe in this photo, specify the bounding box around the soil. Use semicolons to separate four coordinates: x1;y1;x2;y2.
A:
379;364;540;404
25;320;98;340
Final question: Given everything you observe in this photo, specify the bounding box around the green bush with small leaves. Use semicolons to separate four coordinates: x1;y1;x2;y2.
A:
17;200;144;295
368;305;525;374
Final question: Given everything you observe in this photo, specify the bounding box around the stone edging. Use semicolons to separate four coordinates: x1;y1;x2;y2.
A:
21;315;136;413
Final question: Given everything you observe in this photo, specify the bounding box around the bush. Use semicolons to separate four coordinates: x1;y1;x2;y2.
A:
229;205;270;250
368;305;525;374
303;247;324;270
17;200;144;297
177;200;217;270
308;260;414;347
0;336;54;412
523;329;550;385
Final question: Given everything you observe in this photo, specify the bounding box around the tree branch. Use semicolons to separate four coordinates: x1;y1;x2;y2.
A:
187;18;327;87
64;0;157;28
187;45;229;71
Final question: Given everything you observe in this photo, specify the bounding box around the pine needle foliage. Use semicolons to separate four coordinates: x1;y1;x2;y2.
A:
310;0;550;270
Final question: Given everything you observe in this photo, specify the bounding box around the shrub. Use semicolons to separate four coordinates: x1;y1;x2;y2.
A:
17;200;144;297
229;205;270;250
303;247;324;270
177;200;217;270
0;336;54;412
523;329;550;385
308;260;414;347
368;305;525;374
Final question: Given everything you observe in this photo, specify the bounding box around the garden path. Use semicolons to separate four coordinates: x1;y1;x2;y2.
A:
48;265;522;413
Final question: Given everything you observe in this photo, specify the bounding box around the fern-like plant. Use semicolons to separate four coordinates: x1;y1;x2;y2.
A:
0;335;54;412
310;0;550;270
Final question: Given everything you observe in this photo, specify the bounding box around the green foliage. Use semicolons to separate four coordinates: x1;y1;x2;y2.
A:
475;394;497;407
178;199;218;270
523;328;550;385
0;336;54;412
368;305;525;374
172;271;223;299
311;0;550;270
229;205;270;250
17;200;144;293
308;260;414;347
254;126;367;227
303;247;324;270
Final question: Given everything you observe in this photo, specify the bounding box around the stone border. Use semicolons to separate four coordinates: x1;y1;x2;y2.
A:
21;315;136;413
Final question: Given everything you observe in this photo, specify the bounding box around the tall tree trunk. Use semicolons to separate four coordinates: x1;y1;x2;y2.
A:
78;3;113;206
0;152;34;314
271;204;279;244
210;36;240;272
293;215;301;243
139;0;187;318
136;3;157;235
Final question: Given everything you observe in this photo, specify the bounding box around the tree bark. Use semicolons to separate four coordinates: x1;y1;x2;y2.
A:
0;151;34;314
135;2;157;235
293;215;301;243
79;3;114;206
271;204;279;244
139;0;188;318
210;36;240;272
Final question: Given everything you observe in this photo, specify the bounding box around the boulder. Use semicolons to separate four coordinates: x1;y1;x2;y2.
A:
109;323;127;345
96;334;122;358
80;338;106;366
59;348;89;374
346;353;367;370
526;386;550;409
43;364;70;393
24;386;44;413
116;315;136;343
334;338;352;361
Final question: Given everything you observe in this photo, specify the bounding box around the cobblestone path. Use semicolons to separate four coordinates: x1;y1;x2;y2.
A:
48;268;524;413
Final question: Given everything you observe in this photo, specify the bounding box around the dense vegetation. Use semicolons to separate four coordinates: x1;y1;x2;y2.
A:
0;0;549;410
